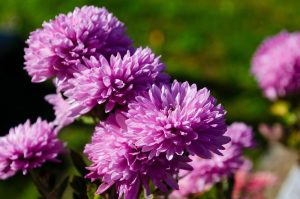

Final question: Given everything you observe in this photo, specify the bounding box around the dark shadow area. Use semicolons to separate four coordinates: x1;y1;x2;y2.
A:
0;32;54;134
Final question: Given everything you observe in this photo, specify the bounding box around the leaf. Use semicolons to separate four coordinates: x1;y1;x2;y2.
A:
79;116;97;125
71;176;88;199
45;176;69;199
224;175;234;199
53;177;69;199
73;193;81;199
87;183;99;199
47;173;57;190
70;150;88;176
29;170;49;197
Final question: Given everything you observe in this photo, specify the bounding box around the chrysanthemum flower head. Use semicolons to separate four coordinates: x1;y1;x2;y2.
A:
251;31;300;100
171;147;246;198
84;111;192;199
25;6;132;83
64;47;169;117
126;80;229;161
0;118;64;180
170;122;254;198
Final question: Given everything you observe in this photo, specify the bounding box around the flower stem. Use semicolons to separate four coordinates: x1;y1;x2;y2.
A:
29;170;49;198
216;182;226;199
225;176;234;199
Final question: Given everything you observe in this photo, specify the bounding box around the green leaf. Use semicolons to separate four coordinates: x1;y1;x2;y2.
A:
87;183;100;199
51;176;69;199
79;116;97;125
71;176;88;199
70;150;88;177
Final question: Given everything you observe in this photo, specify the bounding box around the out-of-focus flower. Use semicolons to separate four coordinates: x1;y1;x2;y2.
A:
258;123;283;142
251;31;300;100
246;172;277;194
170;122;254;199
170;151;244;199
25;6;132;83
270;100;289;117
126;80;229;161
45;92;75;129
84;111;192;199
233;168;277;199
226;122;254;148
64;47;169;117
0;118;64;180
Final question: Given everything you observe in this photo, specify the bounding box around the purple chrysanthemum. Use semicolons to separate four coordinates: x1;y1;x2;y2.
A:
25;6;132;83
64;47;169;116
251;31;300;100
170;122;254;198
170;149;245;198
84;111;192;199
45;92;75;128
227;122;254;148
0;118;64;180
126;80;229;161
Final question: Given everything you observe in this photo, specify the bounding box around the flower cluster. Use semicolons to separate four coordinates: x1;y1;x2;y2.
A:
64;47;169;116
170;123;254;198
84;81;229;198
0;119;64;179
22;5;229;198
2;5;259;199
84;111;193;199
3;3;293;199
251;31;300;100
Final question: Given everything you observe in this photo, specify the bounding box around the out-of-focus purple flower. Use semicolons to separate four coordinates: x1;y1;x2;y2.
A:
170;122;254;198
84;111;192;199
0;118;64;180
251;31;300;100
45;92;75;128
126;80;229;161
25;6;132;83
170;148;246;198
226;122;254;148
64;47;169;117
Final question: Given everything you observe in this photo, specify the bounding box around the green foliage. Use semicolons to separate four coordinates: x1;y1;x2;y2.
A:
70;150;88;177
59;125;93;151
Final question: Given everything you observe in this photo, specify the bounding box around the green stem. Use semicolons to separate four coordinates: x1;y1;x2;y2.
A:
216;182;225;199
225;176;234;199
29;170;49;198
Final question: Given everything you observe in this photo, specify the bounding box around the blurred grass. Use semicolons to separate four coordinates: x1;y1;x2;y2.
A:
1;0;300;198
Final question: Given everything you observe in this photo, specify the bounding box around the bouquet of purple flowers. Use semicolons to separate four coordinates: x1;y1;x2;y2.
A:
1;5;282;199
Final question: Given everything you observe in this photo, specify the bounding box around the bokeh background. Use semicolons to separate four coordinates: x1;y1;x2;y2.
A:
1;0;300;198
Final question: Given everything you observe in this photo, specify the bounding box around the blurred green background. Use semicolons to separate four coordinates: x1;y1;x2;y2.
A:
1;0;300;198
